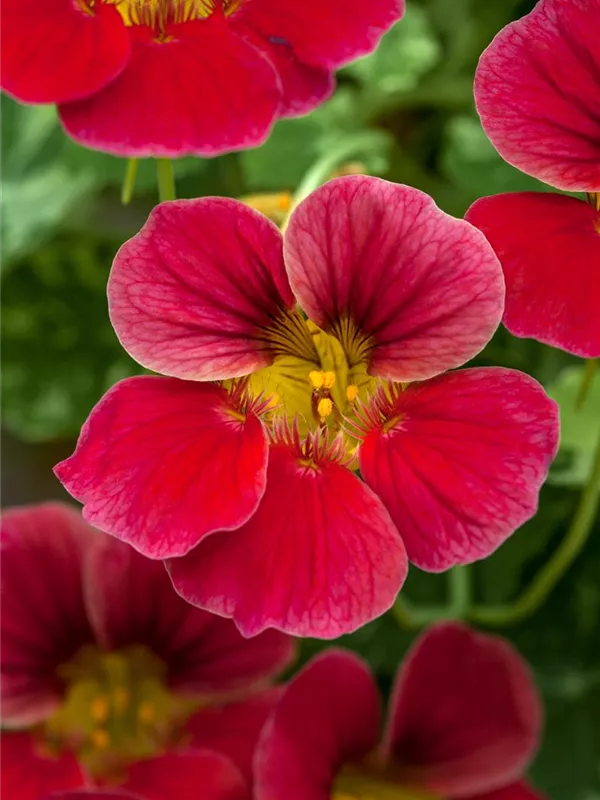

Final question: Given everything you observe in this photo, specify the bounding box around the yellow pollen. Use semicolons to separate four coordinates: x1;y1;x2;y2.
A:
322;371;336;389
346;384;359;403
113;687;129;714
317;398;333;420
138;702;156;724
90;696;109;723
309;370;325;389
91;729;110;750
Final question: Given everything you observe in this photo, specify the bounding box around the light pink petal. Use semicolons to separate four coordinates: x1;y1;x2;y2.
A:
474;0;600;192
284;176;504;382
466;192;600;358
1;731;85;800
120;751;248;800
85;536;294;693
467;783;547;800
59;19;280;158
1;0;129;104
167;437;408;638
0;504;96;727
184;689;282;785
358;368;559;571
255;650;380;800
382;623;542;796
108;197;293;381
55;377;268;559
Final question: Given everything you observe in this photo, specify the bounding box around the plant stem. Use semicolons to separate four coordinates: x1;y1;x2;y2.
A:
392;566;472;630
121;158;139;205
470;424;600;626
156;158;176;202
576;358;597;410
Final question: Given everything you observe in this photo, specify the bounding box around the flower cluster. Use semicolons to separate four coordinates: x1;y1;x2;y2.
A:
0;0;403;156
56;175;559;639
467;0;600;357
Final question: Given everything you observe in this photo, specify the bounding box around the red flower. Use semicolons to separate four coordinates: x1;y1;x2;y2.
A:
0;0;403;157
469;0;600;357
55;175;559;639
0;503;294;800
255;623;546;800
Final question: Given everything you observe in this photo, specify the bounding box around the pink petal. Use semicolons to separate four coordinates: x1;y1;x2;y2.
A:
358;368;559;571
1;0;129;104
255;650;381;800
120;751;248;800
48;793;141;800
0;504;96;727
233;0;404;71
0;731;85;800
474;0;600;192
85;536;294;693
184;689;282;785
58;19;281;158
468;783;547;800
167;437;408;638
108;198;293;381
382;623;542;796
284;176;504;382
465;192;600;358
55;377;268;559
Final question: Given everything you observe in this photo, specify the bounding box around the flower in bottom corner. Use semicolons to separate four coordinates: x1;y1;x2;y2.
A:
55;174;560;640
255;622;546;800
0;503;294;800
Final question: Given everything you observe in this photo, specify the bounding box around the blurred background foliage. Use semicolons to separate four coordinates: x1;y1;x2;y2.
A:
1;0;599;797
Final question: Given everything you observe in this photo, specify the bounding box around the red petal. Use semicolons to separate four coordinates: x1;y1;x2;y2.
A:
167;438;408;638
0;504;95;727
358;368;559;571
85;536;293;693
185;689;282;785
284;176;504;382
120;751;247;800
48;793;141;800
255;650;380;800
1;731;85;800
59;19;280;157
108;198;292;381
474;0;600;192
55;377;268;559
466;192;600;358
382;623;541;796
233;0;404;70
1;0;129;104
468;783;547;800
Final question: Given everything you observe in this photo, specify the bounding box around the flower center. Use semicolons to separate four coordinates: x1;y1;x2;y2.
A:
333;764;438;800
41;645;198;781
102;0;240;31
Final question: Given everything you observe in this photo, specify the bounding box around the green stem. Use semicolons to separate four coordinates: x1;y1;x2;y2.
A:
156;158;176;202
392;566;472;630
470;423;600;627
576;358;597;410
446;565;471;619
121;158;139;205
280;133;387;234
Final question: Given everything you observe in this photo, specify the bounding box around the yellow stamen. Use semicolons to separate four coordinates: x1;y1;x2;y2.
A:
138;702;156;724
317;398;333;420
91;729;110;750
322;371;336;389
113;687;129;714
309;370;325;389
346;384;359;403
90;696;109;723
266;392;280;410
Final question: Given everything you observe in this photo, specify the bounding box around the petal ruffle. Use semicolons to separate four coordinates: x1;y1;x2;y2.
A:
255;650;380;800
284;176;504;382
58;19;280;158
85;536;293;693
108;198;293;381
55;377;268;559
466;192;600;358
474;0;600;192
382;623;541;796
0;504;96;727
1;0;129;104
1;731;85;800
167;437;408;638
358;368;559;571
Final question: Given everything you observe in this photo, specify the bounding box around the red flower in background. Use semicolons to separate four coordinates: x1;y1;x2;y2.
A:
256;623;546;800
0;503;294;800
469;0;600;357
55;175;560;640
0;0;403;156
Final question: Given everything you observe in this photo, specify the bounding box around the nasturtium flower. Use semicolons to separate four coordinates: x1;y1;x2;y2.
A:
469;0;600;357
55;175;560;640
255;623;546;800
0;0;403;157
0;503;294;800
